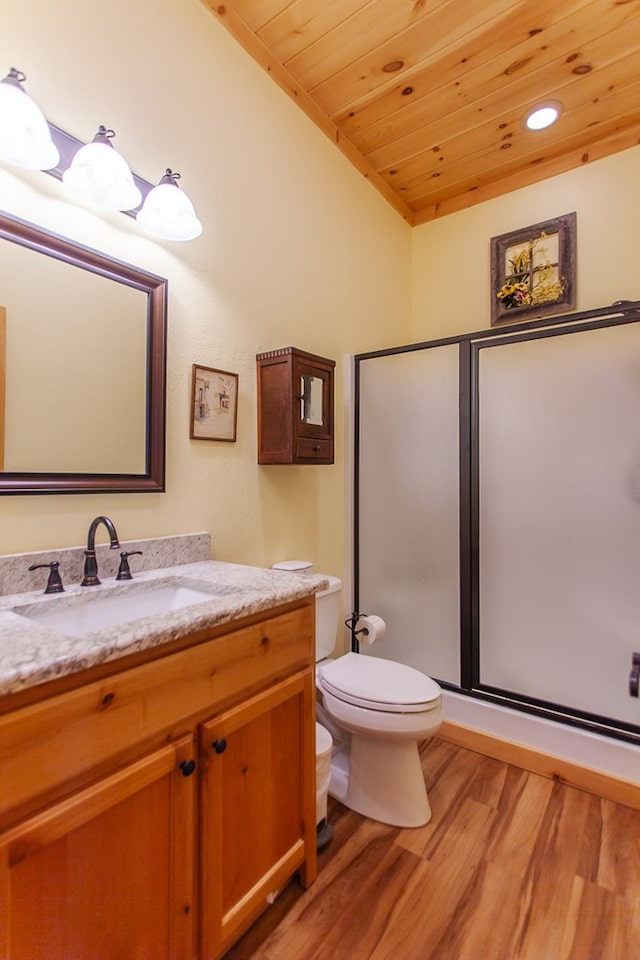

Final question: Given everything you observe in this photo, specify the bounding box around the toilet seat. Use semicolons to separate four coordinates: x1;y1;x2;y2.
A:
319;652;441;713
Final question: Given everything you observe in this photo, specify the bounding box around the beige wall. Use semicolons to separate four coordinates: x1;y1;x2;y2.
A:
411;146;640;341
2;0;638;585
0;0;412;578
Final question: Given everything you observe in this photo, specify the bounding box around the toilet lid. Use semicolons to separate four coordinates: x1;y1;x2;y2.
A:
319;652;441;713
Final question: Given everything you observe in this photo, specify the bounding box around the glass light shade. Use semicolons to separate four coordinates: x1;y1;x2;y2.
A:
525;101;563;131
137;173;202;241
62;128;141;211
0;69;59;170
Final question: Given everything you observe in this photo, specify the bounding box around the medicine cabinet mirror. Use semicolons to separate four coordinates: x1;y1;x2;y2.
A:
300;373;324;426
0;211;167;494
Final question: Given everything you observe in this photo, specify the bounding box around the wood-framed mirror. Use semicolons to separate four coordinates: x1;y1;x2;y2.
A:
0;211;167;494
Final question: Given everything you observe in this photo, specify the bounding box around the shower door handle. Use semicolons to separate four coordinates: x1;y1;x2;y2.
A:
629;652;640;698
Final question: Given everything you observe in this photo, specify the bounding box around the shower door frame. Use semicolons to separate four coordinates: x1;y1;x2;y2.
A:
354;300;640;746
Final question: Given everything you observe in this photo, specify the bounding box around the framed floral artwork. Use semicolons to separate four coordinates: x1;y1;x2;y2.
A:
490;213;576;326
190;364;238;441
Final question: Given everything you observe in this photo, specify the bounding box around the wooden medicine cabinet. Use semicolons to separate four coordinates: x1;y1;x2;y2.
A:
257;347;335;464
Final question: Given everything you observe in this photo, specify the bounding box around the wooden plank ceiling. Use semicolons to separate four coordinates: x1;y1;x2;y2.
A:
202;0;640;226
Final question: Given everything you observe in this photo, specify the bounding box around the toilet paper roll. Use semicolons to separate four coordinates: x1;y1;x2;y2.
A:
354;614;386;645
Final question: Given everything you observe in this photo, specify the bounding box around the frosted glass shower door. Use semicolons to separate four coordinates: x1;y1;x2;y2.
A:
356;345;460;684
477;320;640;726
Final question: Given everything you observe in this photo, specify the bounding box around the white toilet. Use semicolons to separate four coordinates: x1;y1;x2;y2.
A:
274;563;442;828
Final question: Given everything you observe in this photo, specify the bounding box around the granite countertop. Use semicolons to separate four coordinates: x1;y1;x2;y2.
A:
0;560;327;698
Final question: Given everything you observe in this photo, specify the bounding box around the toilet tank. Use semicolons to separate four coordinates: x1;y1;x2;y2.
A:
272;562;342;661
315;576;342;661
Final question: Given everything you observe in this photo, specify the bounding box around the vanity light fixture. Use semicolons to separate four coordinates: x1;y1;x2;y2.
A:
62;125;142;211
136;168;203;241
0;67;59;170
523;100;564;131
0;64;202;240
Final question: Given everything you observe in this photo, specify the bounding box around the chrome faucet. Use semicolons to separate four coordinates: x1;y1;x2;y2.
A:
81;516;121;586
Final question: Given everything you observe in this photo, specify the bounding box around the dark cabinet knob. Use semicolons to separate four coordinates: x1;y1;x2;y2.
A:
211;738;227;754
179;759;196;777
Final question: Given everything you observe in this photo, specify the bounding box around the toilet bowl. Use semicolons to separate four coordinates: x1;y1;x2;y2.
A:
317;652;442;827
272;564;443;828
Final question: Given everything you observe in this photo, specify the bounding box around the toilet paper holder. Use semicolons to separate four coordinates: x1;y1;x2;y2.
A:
345;612;373;652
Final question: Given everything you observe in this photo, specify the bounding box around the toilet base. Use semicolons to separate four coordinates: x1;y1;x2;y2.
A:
328;736;432;828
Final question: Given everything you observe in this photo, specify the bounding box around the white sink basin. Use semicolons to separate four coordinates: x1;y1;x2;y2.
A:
14;579;233;636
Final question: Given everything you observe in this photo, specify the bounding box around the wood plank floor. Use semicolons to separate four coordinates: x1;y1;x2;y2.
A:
224;738;640;960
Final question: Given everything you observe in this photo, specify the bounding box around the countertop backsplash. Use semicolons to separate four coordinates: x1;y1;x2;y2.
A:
0;532;211;597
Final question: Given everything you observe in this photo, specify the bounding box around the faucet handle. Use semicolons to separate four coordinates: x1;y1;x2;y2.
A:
116;551;143;581
28;561;65;595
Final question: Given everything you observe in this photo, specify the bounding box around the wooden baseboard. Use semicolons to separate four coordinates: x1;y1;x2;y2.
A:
438;720;640;811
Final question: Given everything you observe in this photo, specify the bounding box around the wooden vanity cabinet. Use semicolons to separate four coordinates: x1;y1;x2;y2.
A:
199;670;315;958
256;347;335;464
0;736;197;960
0;598;317;960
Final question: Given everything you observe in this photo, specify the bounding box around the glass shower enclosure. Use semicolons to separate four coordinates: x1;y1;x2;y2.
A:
354;302;640;743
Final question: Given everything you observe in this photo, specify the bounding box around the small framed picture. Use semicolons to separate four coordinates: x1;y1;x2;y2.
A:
190;364;238;442
490;213;576;326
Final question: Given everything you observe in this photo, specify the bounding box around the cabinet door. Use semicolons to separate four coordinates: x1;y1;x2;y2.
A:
199;670;316;959
294;357;333;439
0;737;196;960
293;356;334;463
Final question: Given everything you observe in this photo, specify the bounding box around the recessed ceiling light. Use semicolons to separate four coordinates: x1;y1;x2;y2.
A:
523;100;564;130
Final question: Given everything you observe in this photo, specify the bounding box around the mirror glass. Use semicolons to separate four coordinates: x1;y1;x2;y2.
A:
0;212;167;494
300;374;323;425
